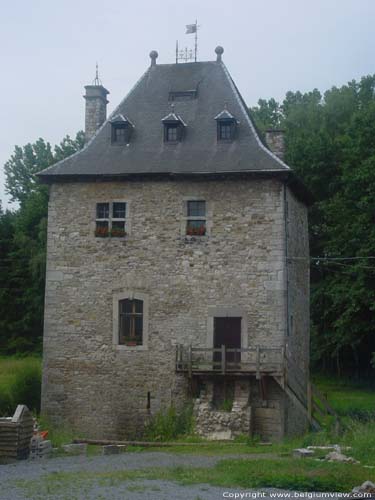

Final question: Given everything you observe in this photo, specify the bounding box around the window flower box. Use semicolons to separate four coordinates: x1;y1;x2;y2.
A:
95;227;109;238
110;228;127;238
186;226;206;236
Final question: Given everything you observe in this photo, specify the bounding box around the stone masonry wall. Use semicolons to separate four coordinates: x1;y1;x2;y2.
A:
285;186;310;436
42;178;289;439
194;380;251;440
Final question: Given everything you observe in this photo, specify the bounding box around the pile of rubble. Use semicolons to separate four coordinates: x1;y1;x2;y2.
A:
293;444;359;463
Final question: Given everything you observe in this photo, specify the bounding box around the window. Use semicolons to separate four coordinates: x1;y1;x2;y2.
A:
186;200;206;236
169;90;197;101
165;124;179;142
219;123;232;140
113;291;149;350
161;111;186;143
113;125;127;144
110;114;134;145
95;202;127;237
214;108;237;142
119;299;143;346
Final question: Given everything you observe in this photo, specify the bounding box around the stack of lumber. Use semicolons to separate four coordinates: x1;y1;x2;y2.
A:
0;405;34;460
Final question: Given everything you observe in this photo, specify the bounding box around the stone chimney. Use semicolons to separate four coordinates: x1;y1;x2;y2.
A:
265;129;285;161
83;70;109;143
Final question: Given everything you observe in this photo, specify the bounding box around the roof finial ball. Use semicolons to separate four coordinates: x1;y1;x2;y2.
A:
215;46;224;62
150;50;158;66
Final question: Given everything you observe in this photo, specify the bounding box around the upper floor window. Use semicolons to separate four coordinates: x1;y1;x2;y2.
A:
119;298;143;346
219;122;232;140
214;107;237;142
186;200;206;236
166;124;178;142
110;114;134;145
161;109;186;143
95;202;127;237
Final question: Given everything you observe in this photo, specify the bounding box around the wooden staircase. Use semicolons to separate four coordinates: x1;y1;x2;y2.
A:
279;352;340;431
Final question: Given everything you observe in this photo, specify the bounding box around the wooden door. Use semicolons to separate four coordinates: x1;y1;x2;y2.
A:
213;317;241;368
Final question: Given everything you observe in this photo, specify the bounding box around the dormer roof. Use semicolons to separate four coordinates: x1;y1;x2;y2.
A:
161;111;187;126
214;108;236;121
110;114;134;127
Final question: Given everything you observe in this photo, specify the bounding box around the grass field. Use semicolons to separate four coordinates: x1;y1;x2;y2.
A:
0;356;42;416
313;374;375;416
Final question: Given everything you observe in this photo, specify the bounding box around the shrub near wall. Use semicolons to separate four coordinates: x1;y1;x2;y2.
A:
0;357;41;416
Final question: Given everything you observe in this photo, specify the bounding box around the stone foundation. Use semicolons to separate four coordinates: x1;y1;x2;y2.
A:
194;379;251;440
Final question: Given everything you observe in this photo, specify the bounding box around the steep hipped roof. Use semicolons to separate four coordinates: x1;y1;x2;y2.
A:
38;58;293;179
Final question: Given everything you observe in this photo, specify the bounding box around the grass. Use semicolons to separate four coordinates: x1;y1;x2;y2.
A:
313;374;375;417
0;355;42;416
14;457;373;498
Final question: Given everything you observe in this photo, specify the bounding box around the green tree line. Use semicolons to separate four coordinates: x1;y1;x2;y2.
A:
0;133;84;353
251;75;375;376
0;75;374;377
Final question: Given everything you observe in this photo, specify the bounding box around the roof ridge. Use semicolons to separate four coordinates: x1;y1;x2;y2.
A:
220;62;290;171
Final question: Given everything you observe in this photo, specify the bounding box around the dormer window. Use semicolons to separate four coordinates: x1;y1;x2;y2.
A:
110;114;134;144
161;110;186;143
214;108;237;142
166;124;178;142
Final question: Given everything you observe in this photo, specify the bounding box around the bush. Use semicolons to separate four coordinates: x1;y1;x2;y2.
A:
144;404;194;441
10;361;42;413
0;391;13;417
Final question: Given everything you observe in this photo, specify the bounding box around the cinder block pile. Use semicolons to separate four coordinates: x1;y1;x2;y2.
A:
29;435;52;459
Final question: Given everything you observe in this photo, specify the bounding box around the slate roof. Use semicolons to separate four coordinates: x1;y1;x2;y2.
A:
38;59;293;179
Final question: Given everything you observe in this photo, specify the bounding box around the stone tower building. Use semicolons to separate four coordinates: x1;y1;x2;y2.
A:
39;47;311;441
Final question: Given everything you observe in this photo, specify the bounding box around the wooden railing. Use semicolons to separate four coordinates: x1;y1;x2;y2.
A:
175;345;284;377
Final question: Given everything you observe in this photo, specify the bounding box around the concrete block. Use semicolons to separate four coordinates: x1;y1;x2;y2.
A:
293;448;314;458
62;443;87;455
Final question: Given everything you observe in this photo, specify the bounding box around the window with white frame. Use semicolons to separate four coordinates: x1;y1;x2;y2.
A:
186;200;206;236
95;202;127;237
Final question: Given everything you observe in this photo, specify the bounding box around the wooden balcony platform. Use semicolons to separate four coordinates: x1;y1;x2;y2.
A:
175;345;285;378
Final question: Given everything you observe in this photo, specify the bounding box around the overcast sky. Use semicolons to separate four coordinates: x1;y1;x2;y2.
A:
1;0;374;206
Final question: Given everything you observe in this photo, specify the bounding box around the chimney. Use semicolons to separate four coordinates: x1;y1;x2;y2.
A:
83;67;109;143
265;129;285;161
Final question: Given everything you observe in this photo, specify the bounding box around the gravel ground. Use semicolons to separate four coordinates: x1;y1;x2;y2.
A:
0;452;342;500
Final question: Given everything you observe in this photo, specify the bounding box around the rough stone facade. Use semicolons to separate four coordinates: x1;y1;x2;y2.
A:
41;176;309;440
194;380;251;440
265;130;285;161
83;85;109;143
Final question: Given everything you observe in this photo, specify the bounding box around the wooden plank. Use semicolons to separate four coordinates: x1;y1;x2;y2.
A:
311;383;338;417
256;346;260;380
221;345;226;374
307;382;312;423
188;345;192;379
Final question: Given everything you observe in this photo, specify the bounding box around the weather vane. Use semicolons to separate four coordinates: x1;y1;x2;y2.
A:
93;62;102;86
176;20;199;63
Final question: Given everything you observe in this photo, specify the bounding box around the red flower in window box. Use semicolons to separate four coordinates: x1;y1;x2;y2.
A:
125;340;138;346
110;228;126;238
187;225;206;236
95;226;109;237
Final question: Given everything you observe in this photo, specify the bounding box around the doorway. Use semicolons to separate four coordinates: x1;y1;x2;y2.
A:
213;317;241;367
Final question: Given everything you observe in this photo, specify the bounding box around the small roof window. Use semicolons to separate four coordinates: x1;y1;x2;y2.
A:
214;106;238;142
169;90;197;101
161;109;186;143
110;114;134;145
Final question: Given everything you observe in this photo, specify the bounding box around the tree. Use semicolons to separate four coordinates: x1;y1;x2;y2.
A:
0;132;84;353
252;76;375;376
